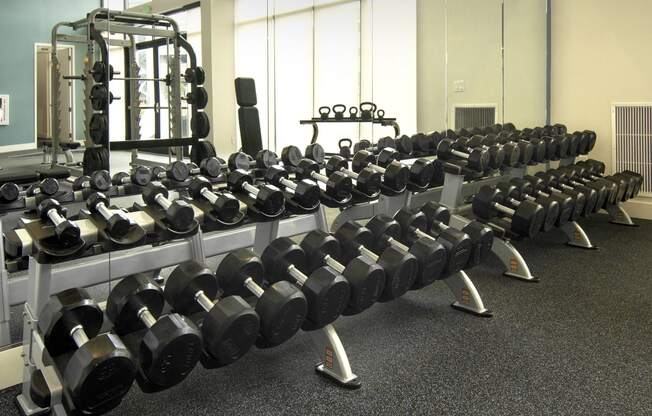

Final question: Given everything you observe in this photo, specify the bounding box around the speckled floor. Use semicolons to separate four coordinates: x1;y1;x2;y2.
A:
2;213;651;416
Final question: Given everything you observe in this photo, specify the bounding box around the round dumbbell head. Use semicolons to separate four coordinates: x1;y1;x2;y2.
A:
168;161;191;182
188;176;212;200
200;157;224;178
166;261;259;366
281;145;304;167
383;161;409;192
461;221;494;267
142;182;168;206
167;200;195;230
502;142;521;167
90;170;112;191
325;155;348;176
511;200;546;238
577;131;590;155
436;138;454;159
256;150;279;169
106;274;165;334
351;150;377;173
541;136;559;161
262;237;350;328
356;168;382;196
517;141;535;165
305;143;325;164
0;183;19;202
294;179;320;207
111;172;129;186
40;178;59;196
529;138;548;163
64;333;136;414
255;184;285;214
227;169;253;191
377;148;399;167
228;152;252;171
377;136;396;149
72;175;91;191
325;171;353;200
132;166;153;186
409;159;435;188
212;191;241;223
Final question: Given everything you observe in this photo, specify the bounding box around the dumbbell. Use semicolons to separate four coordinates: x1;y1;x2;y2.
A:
165;260;260;366
550;169;608;214
574;162;628;203
262;237;350;329
187;176;242;223
38;288;136;414
365;136;396;154
282;146;353;201
515;131;549;164
562;165;619;207
535;172;591;219
437;139;490;172
496;132;536;165
472;185;545;238
394;134;414;155
334;221;419;300
410;132;436;154
509;178;570;229
457;135;507;169
366;215;448;288
86;192;132;238
476;134;521;167
216;249;308;346
37;198;80;244
376;148;434;189
521;175;575;226
352;138;371;154
228;150;278;171
264;165;320;208
351;150;409;193
418;202;495;267
579;160;641;200
497;183;559;233
106;274;202;388
305;142;326;164
71;170;112;192
325;155;382;197
23;177;60;199
112;166;152;187
142;182;195;230
151;161;190;183
227;169;285;215
0;182;20;203
187;157;227;179
300;230;386;315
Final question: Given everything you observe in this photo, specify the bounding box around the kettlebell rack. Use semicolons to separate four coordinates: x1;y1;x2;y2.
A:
15;206;359;415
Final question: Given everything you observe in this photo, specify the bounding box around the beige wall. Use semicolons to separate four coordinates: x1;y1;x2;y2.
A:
552;0;652;217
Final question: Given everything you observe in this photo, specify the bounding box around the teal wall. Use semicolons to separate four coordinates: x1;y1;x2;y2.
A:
0;0;100;149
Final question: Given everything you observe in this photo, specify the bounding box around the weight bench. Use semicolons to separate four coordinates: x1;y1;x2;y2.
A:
235;77;263;156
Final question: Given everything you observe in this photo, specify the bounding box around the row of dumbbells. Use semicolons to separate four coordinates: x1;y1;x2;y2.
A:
34;205;493;414
470;161;644;238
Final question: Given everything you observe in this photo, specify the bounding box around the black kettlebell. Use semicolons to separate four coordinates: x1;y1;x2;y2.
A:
333;104;346;120
319;106;331;120
353;139;371;154
376;109;385;120
349;106;359;119
339;138;353;158
359;102;377;120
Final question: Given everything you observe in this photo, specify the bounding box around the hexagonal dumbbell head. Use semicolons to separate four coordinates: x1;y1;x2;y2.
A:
167;161;191;182
37;198;81;244
87;192;131;238
382;161;409;192
142;182;169;206
511;199;546;238
227;169;253;192
409;159;434;188
325;171;353;201
90;170;112;191
351;150;377;173
200;157;224;178
188;176;213;200
293;179;320;207
167;200;195;230
256;149;279;169
466;147;490;171
255;184;285;215
377;148;399;167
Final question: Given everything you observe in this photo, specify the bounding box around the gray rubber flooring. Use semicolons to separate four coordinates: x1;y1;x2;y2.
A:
1;213;651;415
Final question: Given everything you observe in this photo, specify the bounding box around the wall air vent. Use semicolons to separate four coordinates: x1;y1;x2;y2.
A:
612;103;652;197
452;105;496;130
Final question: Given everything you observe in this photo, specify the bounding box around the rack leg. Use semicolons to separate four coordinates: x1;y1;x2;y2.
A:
330;202;377;233
443;271;492;317
378;193;410;218
491;237;538;282
607;203;637;226
253;220;279;255
561;221;597;249
309;324;361;389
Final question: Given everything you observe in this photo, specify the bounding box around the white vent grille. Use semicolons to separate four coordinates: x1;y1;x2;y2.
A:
452;105;496;130
612;103;652;197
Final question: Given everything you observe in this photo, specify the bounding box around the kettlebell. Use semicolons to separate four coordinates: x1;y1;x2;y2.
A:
349;106;359;119
339;138;353;158
359;102;377;120
319;106;331;120
333;104;346;120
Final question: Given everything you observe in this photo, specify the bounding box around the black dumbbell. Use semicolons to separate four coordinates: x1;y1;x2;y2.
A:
142;182;195;230
227;169;285;215
437;139;490;172
87;192;132;238
496;132;536;165
305;142;326;164
394;134;414;155
325;155;381;197
106;274;202;388
457;135;507;170
552;169;608;214
264;165;320;208
508;178;567;230
575;161;628;203
282;146;353;201
38;288;136;414
534;172;590;219
187;157;227;179
376;148;434;189
72;170;112;192
300;230;385;315
37;198;80;244
112;166;152;187
366;215;448;289
480;134;521;167
26;177;60;198
151;161;190;182
262;237;351;329
351;150;409;193
562;165;619;207
497;183;559;233
516;131;548;164
216;249;308;346
472;185;545;238
581;160;642;200
0;182;20;203
521;175;575;226
352;139;371;154
228;150;278;171
410;133;433;154
418;202;495;267
548;170;599;216
334;221;419;301
188;176;241;223
166;260;260;366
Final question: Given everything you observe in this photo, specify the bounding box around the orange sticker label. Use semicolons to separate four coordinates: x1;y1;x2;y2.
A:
574;231;581;242
325;346;334;369
461;288;471;305
509;258;518;272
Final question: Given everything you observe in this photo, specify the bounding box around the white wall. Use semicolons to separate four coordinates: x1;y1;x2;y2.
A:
552;0;652;217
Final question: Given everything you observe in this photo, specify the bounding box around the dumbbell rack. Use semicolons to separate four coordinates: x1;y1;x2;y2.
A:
15;206;359;415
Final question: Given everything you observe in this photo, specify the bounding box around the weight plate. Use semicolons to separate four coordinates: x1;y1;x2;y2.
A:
191;112;210;138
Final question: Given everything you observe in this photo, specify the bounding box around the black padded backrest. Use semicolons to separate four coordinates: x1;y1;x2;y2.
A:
238;107;263;155
235;78;257;107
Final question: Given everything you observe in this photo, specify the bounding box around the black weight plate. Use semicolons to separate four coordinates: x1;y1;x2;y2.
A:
190;140;217;165
191;112;210;138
